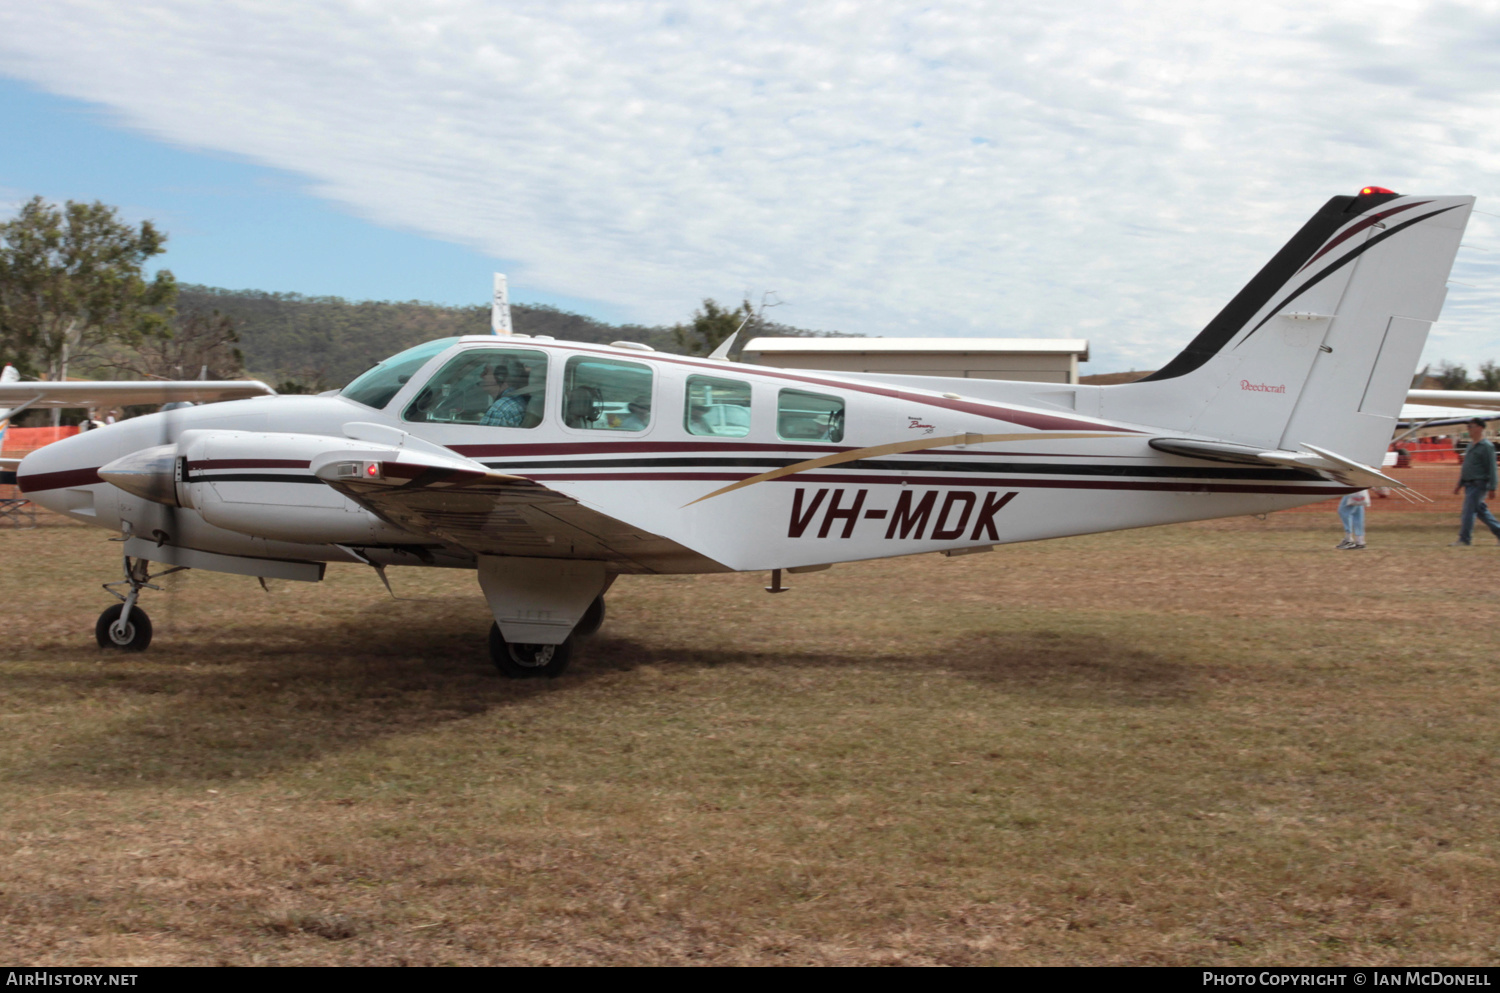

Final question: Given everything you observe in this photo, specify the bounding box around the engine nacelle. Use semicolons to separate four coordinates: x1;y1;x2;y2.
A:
175;430;412;544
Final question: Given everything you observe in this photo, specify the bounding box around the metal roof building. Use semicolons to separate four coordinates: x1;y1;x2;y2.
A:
740;337;1090;384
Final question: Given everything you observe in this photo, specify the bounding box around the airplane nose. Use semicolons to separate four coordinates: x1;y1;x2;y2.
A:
98;444;179;506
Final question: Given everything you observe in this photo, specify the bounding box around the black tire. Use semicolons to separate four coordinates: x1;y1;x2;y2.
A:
574;595;606;638
95;604;153;652
488;623;572;679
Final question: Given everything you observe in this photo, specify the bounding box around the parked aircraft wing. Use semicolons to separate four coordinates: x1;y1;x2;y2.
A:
1406;389;1500;412
1397;403;1500;429
0;380;275;410
315;455;727;574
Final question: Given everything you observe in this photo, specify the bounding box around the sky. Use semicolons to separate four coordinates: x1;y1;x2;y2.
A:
2;0;1500;374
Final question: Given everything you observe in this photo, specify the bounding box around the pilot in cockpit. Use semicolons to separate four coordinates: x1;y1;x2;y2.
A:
480;361;528;427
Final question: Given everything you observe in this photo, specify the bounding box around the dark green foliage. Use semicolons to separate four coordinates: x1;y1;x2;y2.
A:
178;286;680;388
0;197;177;380
1475;360;1500;392
673;298;754;356
1435;361;1470;390
177;286;854;388
1433;360;1500;392
96;306;245;382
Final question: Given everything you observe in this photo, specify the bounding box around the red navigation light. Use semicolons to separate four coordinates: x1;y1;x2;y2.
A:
365;462;379;477
1360;186;1396;196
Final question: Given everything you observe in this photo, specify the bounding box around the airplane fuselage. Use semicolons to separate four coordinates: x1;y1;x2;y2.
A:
19;337;1351;577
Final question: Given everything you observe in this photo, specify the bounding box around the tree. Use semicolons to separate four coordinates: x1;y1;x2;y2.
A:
0;196;177;388
671;294;790;357
97;307;246;382
1435;361;1470;390
274;369;333;395
672;298;753;356
1473;360;1500;392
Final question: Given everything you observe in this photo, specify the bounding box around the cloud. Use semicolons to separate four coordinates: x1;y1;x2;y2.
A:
2;0;1499;370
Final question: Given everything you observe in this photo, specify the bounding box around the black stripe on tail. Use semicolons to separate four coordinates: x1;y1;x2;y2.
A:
1142;191;1400;382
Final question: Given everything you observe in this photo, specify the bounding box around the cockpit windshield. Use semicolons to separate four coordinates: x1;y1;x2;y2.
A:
340;338;458;410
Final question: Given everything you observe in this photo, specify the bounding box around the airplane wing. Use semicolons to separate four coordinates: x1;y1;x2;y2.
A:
314;453;728;575
0;379;275;411
1405;389;1500;413
1397;402;1500;429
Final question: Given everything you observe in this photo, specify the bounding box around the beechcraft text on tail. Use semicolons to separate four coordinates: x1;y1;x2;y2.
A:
11;187;1474;678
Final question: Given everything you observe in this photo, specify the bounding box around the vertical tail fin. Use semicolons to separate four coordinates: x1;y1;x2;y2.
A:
1104;190;1473;464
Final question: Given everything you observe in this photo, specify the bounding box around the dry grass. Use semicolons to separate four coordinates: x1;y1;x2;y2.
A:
2;512;1499;965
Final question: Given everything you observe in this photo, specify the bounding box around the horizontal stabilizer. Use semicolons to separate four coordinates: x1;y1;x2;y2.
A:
1260;444;1405;489
1151;436;1404;489
1148;438;1280;466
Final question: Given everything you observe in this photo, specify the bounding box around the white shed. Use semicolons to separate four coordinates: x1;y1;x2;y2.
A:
740;337;1090;385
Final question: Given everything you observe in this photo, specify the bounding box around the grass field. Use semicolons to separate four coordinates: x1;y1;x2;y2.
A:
2;512;1499;965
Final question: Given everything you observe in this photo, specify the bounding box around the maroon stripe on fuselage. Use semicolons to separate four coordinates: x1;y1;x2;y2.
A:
452;440;1142;462
184;458;311;471
512;470;1350;496
448;440;847;458
18;466;103;492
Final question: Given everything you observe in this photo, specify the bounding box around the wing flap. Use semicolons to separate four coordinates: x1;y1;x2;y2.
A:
316;455;727;574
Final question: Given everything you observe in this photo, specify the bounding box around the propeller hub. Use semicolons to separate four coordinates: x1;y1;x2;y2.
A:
99;445;180;507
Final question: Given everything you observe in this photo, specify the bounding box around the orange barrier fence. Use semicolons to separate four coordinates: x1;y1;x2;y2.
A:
1;425;80;458
1394;435;1464;465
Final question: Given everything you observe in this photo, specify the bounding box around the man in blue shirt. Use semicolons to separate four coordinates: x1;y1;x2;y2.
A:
1452;418;1500;546
479;362;528;427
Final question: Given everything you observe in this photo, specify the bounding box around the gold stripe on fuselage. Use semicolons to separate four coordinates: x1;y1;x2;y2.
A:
683;432;1123;506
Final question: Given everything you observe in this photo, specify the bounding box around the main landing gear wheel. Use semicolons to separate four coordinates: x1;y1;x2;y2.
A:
489;623;573;679
95;603;153;652
574;595;606;638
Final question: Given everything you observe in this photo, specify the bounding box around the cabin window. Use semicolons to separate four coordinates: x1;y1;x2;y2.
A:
563;356;654;431
777;389;844;442
402;348;548;428
684;375;751;437
341;338;459;410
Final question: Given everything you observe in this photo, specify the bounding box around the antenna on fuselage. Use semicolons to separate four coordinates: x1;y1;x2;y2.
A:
707;313;754;362
492;273;513;336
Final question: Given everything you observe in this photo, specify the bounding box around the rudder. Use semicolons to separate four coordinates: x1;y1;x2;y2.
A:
1103;190;1473;464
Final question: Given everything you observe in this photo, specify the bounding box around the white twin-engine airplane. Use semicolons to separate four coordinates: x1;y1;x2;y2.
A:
8;188;1476;677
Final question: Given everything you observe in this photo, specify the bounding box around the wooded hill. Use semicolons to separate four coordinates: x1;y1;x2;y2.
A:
177;285;676;389
177;285;845;390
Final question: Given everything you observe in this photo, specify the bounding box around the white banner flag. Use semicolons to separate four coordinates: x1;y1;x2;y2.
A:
491;273;512;335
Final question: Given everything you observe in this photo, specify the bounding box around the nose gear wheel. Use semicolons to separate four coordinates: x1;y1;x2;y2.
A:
95;602;152;651
97;554;186;653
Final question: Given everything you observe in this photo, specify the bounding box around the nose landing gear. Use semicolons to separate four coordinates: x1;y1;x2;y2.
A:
95;602;153;651
96;554;186;652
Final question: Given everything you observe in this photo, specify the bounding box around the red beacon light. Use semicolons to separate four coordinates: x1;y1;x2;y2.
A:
1360;186;1396;196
